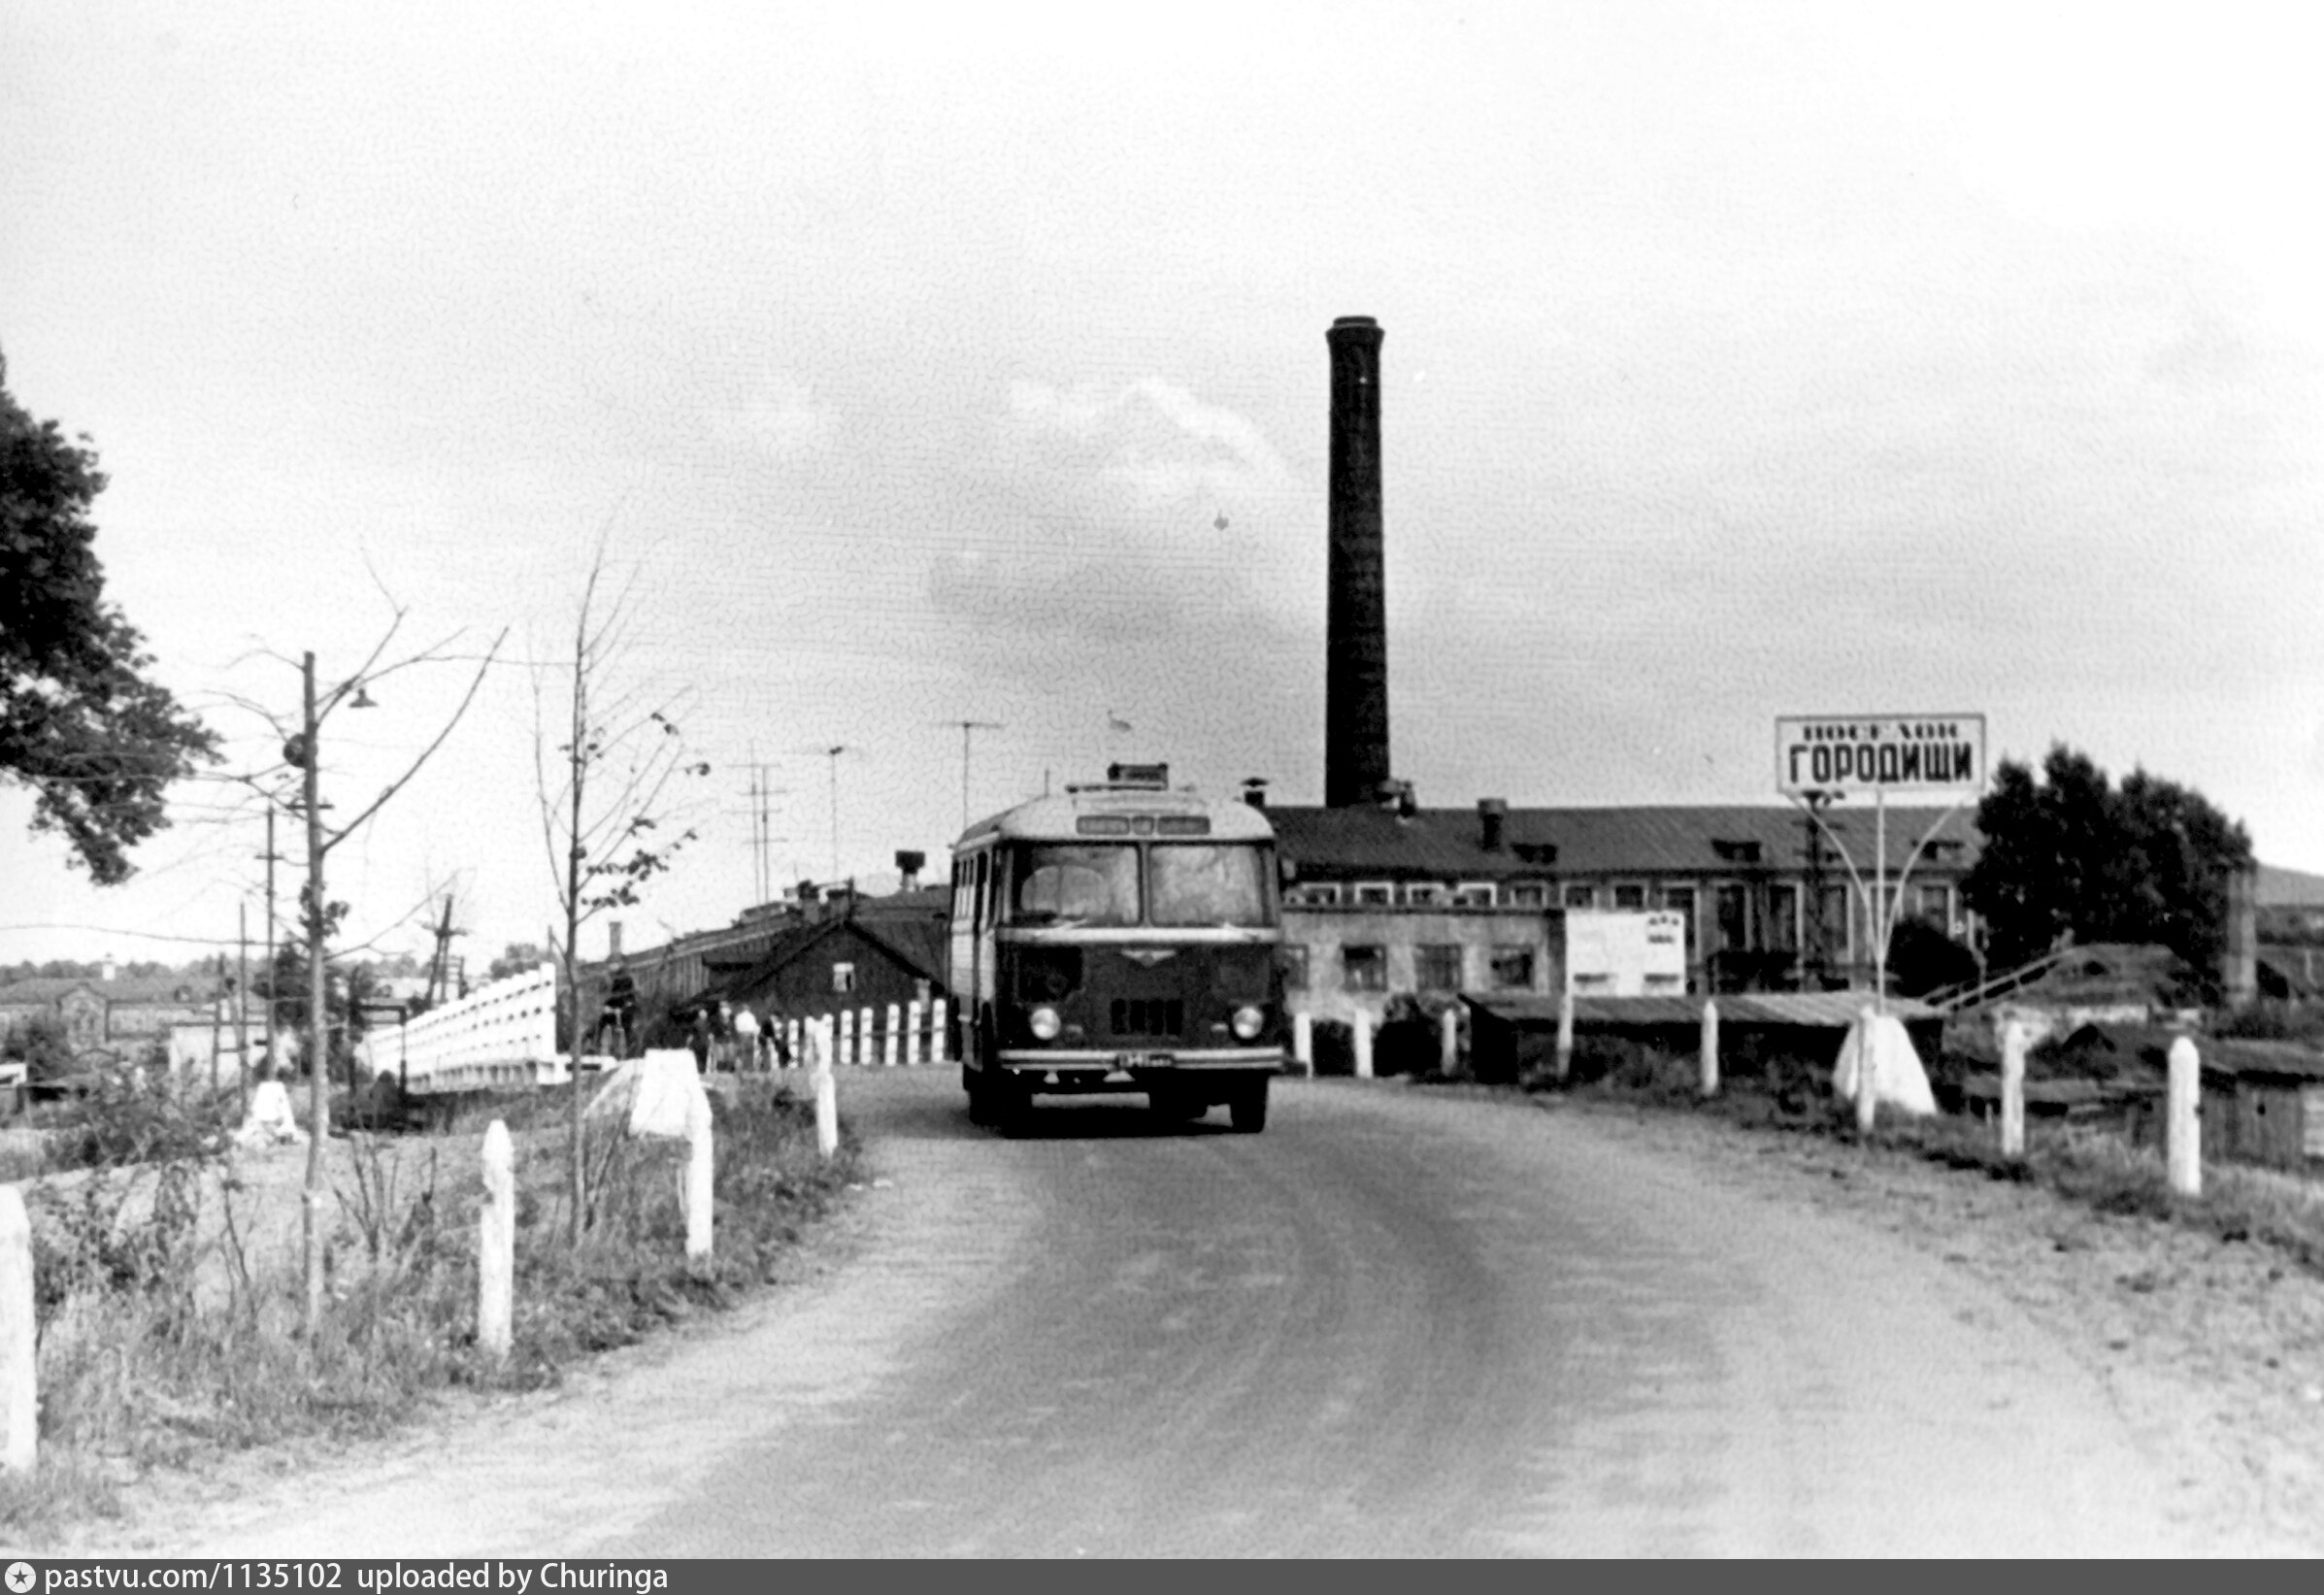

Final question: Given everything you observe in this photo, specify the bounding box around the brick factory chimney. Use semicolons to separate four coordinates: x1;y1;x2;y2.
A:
1326;316;1391;809
1478;798;1509;852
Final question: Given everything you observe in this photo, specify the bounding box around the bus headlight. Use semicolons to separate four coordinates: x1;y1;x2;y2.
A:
1231;1005;1265;1041
1029;1007;1062;1042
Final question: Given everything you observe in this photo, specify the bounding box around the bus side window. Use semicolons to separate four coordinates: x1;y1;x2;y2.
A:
973;851;990;929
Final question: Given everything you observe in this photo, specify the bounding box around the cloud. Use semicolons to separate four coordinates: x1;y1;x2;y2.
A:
712;375;835;457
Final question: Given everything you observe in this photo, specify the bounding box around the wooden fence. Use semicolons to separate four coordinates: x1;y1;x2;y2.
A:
772;1000;950;1070
361;962;571;1094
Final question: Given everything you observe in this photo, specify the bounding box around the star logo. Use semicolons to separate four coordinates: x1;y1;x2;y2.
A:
7;1560;36;1593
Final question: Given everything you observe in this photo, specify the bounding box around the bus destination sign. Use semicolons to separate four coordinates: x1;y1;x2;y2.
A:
1775;714;1986;796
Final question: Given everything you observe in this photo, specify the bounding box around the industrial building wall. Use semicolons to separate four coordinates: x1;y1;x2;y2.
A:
1282;905;1562;1028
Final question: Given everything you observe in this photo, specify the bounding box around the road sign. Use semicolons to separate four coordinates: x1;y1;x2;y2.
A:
1775;714;1985;796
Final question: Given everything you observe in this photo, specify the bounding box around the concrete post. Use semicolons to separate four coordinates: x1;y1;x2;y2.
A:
684;1089;714;1260
1293;1011;1313;1077
1699;1000;1719;1098
478;1120;513;1359
813;1017;839;1159
2000;1018;2026;1161
931;998;949;1063
1352;1010;1375;1080
860;1007;875;1066
838;1008;854;1067
1439;1007;1459;1076
1854;1005;1879;1136
884;1004;902;1067
1554;986;1575;1082
2168;1035;2201;1198
0;1185;33;1473
906;1000;924;1066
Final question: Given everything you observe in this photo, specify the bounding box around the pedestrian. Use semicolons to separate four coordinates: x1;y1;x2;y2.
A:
768;1010;792;1070
599;959;639;1060
732;1003;761;1073
688;1005;713;1074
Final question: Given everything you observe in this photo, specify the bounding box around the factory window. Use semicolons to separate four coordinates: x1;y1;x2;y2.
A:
1343;945;1387;991
1453;881;1496;907
1280;945;1311;991
1915;883;1951;929
1564;883;1598;910
1612;882;1646;911
1659;884;1696;955
831;962;856;994
1716;883;1752;951
1766;884;1800;951
1402;881;1444;907
1506;882;1548;908
1815;885;1852;962
1489;946;1536;989
1353;882;1394;907
1415;945;1463;991
1292;882;1342;907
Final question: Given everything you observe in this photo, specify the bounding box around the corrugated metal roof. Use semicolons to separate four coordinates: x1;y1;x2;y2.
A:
1464;991;1939;1028
1267;803;1978;880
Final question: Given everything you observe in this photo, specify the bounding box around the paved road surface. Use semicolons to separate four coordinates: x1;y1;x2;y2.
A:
175;1071;2205;1556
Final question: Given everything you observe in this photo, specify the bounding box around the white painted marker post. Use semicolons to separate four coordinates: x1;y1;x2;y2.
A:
931;999;949;1063
2168;1035;2201;1198
884;1004;902;1067
478;1120;513;1359
2000;1019;2026;1161
0;1185;34;1473
1555;985;1575;1082
1854;1004;1879;1136
1352;1011;1375;1080
1439;1007;1459;1076
1699;1000;1719;1098
906;1001;924;1066
813;1017;840;1160
1293;1012;1314;1078
859;1007;875;1066
684;1090;714;1261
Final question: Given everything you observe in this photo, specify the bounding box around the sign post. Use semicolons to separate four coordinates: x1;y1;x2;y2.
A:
1776;714;1986;1126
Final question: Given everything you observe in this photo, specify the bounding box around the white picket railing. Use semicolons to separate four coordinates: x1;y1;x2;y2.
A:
775;999;949;1070
365;962;570;1094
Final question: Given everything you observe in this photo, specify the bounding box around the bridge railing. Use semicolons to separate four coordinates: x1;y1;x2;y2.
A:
364;962;570;1094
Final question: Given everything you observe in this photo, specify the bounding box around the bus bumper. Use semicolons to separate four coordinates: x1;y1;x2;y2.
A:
995;1047;1285;1076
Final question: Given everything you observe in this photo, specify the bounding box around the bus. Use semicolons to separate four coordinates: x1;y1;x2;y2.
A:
947;763;1287;1133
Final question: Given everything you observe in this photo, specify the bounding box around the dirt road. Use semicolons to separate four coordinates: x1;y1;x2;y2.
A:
64;1072;2324;1556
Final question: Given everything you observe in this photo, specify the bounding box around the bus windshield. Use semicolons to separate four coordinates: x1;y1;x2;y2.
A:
1011;844;1141;926
1149;844;1274;928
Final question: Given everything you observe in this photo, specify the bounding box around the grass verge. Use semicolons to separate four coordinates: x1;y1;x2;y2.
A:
0;1076;859;1547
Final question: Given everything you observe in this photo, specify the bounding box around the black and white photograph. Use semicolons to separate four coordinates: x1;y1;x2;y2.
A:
4;0;2324;1559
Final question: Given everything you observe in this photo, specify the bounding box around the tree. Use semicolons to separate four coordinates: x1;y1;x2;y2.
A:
534;532;707;1242
1;353;218;881
1963;744;2254;988
485;941;551;982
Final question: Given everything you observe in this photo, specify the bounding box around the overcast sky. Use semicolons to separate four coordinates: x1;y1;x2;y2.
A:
5;1;2322;970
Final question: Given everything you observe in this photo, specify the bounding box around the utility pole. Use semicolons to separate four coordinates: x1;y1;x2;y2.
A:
938;720;1004;833
236;900;251;1119
264;805;280;1066
299;649;328;1336
732;759;790;908
800;746;857;883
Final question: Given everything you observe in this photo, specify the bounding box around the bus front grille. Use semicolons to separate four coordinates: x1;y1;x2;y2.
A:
1109;998;1184;1039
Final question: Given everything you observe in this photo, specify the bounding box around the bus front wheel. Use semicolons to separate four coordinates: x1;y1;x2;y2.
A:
1229;1077;1269;1134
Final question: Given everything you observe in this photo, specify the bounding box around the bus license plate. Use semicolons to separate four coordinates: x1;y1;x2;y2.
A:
1118;1052;1172;1069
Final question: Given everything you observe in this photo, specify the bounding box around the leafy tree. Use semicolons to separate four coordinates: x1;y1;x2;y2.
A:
1;354;218;881
485;941;551;982
2;1012;74;1084
1963;744;2253;987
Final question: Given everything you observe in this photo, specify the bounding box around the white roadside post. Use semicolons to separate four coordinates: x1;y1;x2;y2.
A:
0;1185;34;1473
906;1001;924;1066
479;1120;514;1359
1439;1007;1459;1076
1555;978;1576;1083
2168;1035;2202;1198
1855;1003;1880;1136
1293;1012;1314;1078
1699;999;1719;1098
813;1017;840;1159
931;998;949;1062
884;1004;902;1067
1352;1009;1375;1080
684;1087;714;1261
837;1009;854;1068
787;1018;801;1069
2000;1018;2027;1161
859;1006;875;1065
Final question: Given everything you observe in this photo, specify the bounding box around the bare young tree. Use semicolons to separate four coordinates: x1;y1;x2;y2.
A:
534;532;707;1243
